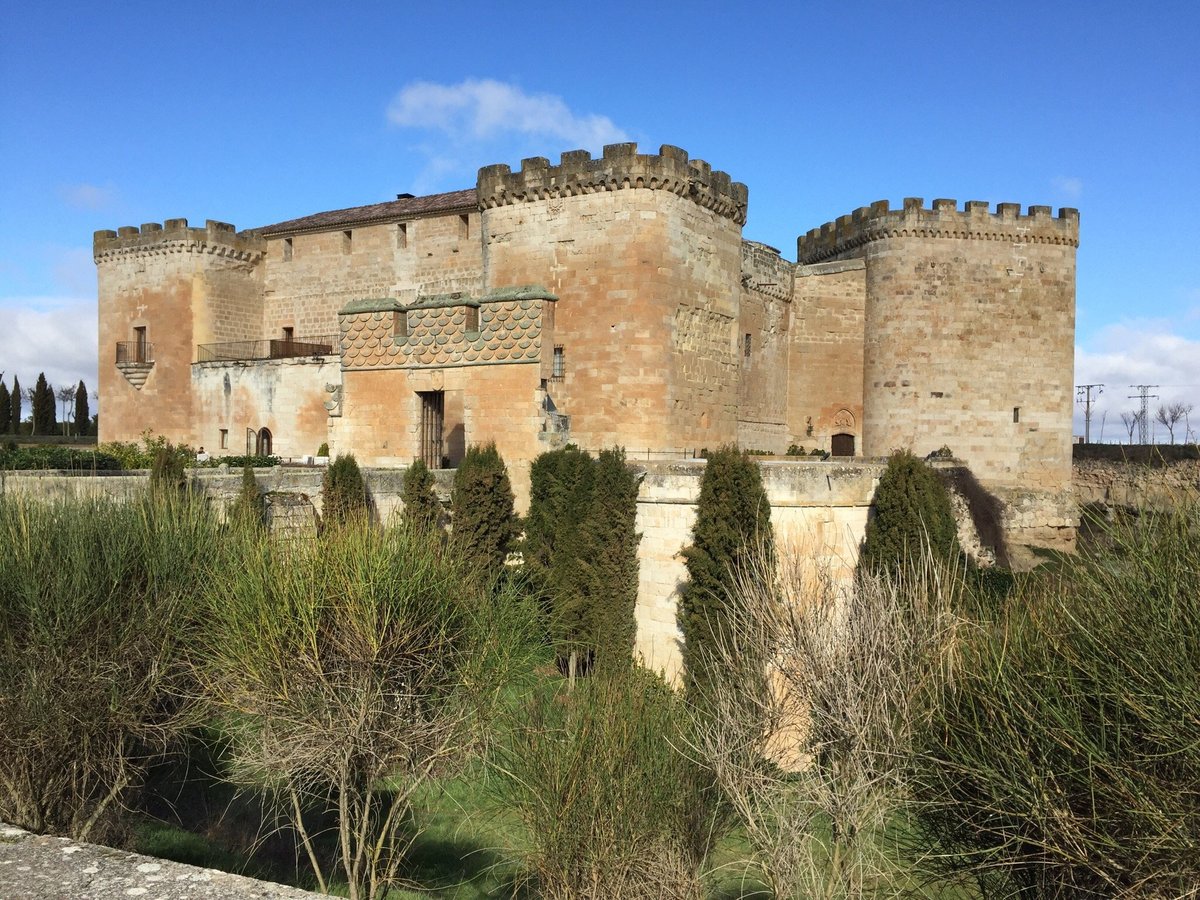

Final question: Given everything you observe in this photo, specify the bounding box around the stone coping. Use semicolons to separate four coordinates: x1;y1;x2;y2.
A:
0;823;321;899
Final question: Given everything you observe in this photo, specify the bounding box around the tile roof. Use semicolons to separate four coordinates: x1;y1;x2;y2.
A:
258;188;476;236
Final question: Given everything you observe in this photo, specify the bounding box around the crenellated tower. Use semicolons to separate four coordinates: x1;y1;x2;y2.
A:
477;142;749;451
94;219;265;445
799;198;1080;549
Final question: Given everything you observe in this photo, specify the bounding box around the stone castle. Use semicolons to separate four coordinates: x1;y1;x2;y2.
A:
94;142;1079;552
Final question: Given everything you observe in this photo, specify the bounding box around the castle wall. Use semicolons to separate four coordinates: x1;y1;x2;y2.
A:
478;144;748;454
94;220;265;447
191;358;334;459
260;211;484;339
788;259;867;453
737;242;794;452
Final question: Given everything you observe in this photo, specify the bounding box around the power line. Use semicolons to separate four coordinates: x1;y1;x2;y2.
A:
1076;383;1104;443
1128;384;1159;443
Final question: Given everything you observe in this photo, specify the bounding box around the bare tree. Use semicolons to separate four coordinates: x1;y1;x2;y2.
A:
56;386;76;436
1121;410;1144;445
688;535;961;898
1154;402;1193;445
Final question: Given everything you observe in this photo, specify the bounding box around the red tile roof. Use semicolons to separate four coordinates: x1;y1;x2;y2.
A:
259;188;476;235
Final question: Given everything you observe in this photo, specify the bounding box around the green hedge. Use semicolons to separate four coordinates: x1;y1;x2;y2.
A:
0;446;123;471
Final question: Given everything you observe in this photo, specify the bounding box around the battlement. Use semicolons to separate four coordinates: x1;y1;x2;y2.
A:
93;218;265;265
796;198;1079;265
476;143;749;225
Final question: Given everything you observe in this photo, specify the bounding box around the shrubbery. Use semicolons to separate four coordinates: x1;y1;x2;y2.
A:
321;452;368;528
858;449;960;576
0;445;123;471
679;445;773;698
450;442;519;579
401;457;441;533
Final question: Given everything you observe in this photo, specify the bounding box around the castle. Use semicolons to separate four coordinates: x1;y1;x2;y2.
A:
94;142;1079;552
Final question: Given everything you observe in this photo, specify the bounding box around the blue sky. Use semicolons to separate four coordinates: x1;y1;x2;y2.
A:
2;0;1197;440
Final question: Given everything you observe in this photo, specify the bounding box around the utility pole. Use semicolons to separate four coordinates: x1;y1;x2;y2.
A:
1128;384;1159;444
1076;383;1104;443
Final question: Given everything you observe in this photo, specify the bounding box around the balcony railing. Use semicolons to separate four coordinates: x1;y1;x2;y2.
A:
116;341;154;364
196;334;339;363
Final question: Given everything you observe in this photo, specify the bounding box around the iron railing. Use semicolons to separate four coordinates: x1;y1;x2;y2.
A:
116;341;154;364
196;334;339;363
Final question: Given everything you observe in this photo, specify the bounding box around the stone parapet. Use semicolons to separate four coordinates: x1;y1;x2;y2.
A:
94;218;265;266
477;142;749;225
797;198;1079;265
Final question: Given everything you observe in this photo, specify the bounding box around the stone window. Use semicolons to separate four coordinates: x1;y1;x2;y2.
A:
393;310;409;339
458;214;470;240
744;333;752;359
342;230;352;254
552;345;565;379
1013;406;1021;423
219;428;228;450
283;237;293;261
465;306;479;335
282;326;294;342
397;223;408;249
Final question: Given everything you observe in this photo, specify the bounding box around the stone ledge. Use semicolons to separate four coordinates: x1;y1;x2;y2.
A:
0;823;321;899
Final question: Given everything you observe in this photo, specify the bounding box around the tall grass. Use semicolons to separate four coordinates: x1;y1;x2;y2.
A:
0;492;217;842
192;519;539;900
493;669;727;900
911;503;1200;895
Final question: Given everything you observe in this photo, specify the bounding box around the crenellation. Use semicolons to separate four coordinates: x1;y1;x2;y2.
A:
797;196;1080;264
94;217;265;265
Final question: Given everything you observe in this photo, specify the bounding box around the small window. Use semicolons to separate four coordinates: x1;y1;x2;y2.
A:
465;306;479;334
744;333;752;359
283;237;293;261
397;223;408;249
219;428;229;450
1013;407;1021;423
552;345;565;379
282;326;294;341
458;214;469;239
342;230;352;253
393;310;409;339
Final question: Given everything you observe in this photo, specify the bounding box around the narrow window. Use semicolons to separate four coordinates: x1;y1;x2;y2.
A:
134;326;148;364
393;310;408;339
1013;407;1021;423
552;345;565;379
342;230;352;253
744;333;752;359
219;428;229;450
458;214;469;239
283;237;293;261
397;222;408;249
465;306;479;335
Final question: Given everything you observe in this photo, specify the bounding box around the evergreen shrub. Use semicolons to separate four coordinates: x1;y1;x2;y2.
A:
858;449;959;577
679;445;773;698
451;442;519;579
321;452;368;528
401;457;441;533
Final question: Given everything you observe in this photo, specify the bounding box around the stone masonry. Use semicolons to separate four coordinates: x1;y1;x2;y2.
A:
95;142;1079;549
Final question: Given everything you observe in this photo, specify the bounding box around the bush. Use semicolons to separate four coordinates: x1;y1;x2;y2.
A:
321;452;368;528
317;441;329;458
195;454;279;469
149;441;189;493
911;503;1200;895
98;430;195;470
401;457;441;534
196;520;538;899
0;445;123;471
0;494;216;841
450;442;519;580
858;449;959;577
679;446;773;698
495;669;725;899
226;464;265;529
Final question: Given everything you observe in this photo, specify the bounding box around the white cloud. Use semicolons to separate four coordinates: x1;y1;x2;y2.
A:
0;297;99;403
59;182;118;211
387;79;628;151
1075;323;1200;442
1051;176;1083;201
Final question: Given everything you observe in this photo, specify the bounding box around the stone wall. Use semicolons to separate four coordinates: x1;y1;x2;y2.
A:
1074;457;1200;511
737;242;793;452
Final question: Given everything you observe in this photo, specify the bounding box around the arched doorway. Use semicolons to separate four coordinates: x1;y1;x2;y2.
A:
831;432;855;457
257;427;272;456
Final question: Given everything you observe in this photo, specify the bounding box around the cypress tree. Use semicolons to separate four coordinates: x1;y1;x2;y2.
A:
74;382;90;438
0;380;9;434
858;449;960;577
401;458;441;534
321;453;368;528
32;373;56;435
580;448;641;673
679;446;773;699
228;463;266;529
526;446;597;676
450;442;519;580
10;376;21;435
